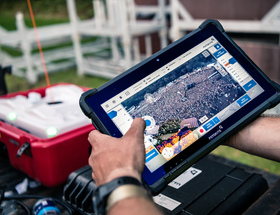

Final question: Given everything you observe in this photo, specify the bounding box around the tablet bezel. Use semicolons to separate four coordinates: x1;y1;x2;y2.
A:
80;20;280;195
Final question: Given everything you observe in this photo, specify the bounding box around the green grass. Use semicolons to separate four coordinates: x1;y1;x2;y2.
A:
212;146;280;175
5;68;109;93
0;0;93;31
0;11;69;31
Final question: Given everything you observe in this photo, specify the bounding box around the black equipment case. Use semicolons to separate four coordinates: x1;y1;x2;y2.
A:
63;155;269;215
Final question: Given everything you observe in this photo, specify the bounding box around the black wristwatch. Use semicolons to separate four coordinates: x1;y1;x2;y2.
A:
93;176;142;215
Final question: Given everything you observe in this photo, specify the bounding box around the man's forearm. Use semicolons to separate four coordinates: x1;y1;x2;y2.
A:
226;116;280;162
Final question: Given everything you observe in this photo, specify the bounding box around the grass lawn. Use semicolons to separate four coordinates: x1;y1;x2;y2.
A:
212;145;280;175
1;2;279;176
5;68;109;92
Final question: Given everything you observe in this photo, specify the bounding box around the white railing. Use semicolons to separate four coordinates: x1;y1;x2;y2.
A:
67;0;168;79
0;0;279;83
0;0;168;83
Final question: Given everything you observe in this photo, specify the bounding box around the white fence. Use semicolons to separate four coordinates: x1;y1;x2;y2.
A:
0;12;110;84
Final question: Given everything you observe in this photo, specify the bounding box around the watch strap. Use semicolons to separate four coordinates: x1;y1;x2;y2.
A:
106;184;149;212
93;176;142;215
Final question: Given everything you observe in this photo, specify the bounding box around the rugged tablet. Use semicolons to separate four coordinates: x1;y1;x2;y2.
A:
80;20;280;195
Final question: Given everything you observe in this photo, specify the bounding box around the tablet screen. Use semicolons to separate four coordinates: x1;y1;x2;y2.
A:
100;35;264;173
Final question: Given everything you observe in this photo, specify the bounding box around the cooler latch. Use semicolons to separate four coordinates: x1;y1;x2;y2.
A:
17;142;32;158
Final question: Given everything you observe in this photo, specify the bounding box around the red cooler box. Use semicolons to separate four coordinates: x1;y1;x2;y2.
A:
0;83;94;187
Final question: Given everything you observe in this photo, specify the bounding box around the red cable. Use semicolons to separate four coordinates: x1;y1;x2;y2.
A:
26;0;51;88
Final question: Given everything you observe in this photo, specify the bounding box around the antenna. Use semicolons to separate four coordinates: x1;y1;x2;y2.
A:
26;0;51;89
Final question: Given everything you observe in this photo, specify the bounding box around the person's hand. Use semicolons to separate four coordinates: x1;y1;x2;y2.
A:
88;118;146;186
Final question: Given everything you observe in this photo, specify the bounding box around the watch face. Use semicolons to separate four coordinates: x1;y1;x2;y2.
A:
161;147;174;159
